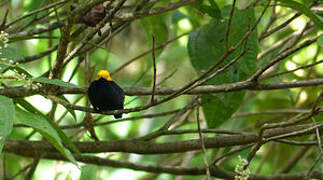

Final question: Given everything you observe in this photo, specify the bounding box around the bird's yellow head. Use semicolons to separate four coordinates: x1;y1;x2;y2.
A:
96;70;112;81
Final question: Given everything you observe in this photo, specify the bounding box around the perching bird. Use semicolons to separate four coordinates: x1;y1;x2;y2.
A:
88;70;125;119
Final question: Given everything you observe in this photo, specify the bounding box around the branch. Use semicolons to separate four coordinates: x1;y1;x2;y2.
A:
6;151;323;180
1;78;322;98
4;0;68;29
115;0;198;21
5;123;323;155
250;35;320;81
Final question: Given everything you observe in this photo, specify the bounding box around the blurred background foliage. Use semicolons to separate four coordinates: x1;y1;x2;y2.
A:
0;0;322;179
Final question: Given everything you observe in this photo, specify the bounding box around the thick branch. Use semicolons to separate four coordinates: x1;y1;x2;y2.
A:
0;79;322;98
4;123;322;155
5;152;323;180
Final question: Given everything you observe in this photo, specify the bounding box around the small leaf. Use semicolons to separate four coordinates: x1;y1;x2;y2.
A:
0;95;15;154
15;107;76;164
34;77;79;88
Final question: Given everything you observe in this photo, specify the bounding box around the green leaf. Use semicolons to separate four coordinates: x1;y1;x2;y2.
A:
318;35;323;46
140;15;169;57
193;0;221;19
0;96;15;154
14;99;81;156
172;10;188;24
80;165;96;180
25;0;43;12
8;36;60;43
276;0;323;29
0;61;33;78
9;65;33;78
58;95;77;122
0;46;20;60
34;77;79;88
188;7;258;128
202;92;245;128
15;107;76;164
0;64;8;73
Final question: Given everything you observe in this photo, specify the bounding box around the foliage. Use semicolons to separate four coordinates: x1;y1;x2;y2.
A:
0;0;322;179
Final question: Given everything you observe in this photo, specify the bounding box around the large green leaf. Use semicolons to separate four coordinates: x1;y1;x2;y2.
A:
188;7;258;128
0;95;15;154
34;77;79;88
276;0;323;29
15;107;76;164
14;99;81;156
140;15;169;57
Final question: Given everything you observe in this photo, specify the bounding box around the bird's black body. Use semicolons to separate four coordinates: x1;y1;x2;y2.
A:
88;78;125;119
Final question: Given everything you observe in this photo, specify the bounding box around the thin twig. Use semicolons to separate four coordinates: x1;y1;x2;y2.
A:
137;97;199;141
279;146;311;173
196;98;211;179
311;117;322;153
305;117;323;179
212;144;254;165
258;2;277;40
0;9;9;30
111;33;188;75
8;163;33;180
49;0;63;33
250;35;321;81
225;0;237;52
266;124;323;142
151;36;157;104
62;0;127;67
263;59;323;79
4;0;68;29
257;26;315;60
259;12;300;41
25;156;40;180
233;109;311;117
306;151;323;179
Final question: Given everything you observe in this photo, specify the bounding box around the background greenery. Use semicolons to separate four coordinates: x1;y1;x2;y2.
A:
0;0;322;179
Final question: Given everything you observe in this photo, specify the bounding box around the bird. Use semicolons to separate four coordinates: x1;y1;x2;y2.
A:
88;70;125;119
